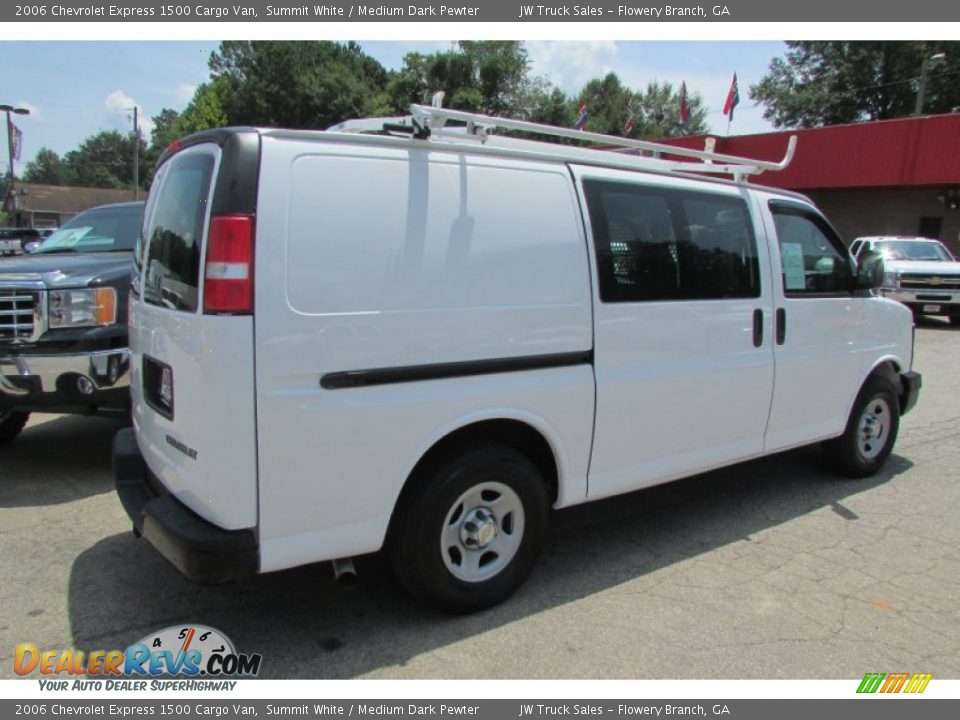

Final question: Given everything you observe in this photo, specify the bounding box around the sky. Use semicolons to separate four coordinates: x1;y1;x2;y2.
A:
0;40;787;174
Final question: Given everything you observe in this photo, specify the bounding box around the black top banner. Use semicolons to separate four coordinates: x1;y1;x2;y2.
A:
5;0;960;22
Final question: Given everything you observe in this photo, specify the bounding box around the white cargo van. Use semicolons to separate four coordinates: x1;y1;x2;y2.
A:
114;106;921;613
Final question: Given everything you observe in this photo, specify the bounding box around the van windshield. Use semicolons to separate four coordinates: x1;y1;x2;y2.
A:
35;204;143;254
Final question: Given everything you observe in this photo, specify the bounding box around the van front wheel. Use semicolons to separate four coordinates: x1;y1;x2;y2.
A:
389;443;549;614
823;376;900;478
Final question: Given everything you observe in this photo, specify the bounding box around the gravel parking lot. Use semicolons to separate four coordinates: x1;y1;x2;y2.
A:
2;320;958;680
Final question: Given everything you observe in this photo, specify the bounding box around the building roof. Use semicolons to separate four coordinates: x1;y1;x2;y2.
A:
655;113;960;191
4;183;138;215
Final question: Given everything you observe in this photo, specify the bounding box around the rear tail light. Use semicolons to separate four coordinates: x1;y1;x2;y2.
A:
204;214;254;314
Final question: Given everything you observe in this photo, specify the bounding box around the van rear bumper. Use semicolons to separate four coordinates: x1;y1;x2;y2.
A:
113;427;258;584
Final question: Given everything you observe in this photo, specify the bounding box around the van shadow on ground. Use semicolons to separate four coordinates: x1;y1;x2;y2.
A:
66;446;910;678
0;415;128;508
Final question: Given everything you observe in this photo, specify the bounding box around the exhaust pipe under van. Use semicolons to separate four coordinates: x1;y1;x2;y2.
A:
331;557;357;586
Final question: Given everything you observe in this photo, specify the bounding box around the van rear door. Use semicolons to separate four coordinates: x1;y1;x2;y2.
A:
130;132;260;533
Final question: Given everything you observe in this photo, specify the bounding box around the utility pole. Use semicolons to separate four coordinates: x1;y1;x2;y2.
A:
915;52;946;116
132;106;140;201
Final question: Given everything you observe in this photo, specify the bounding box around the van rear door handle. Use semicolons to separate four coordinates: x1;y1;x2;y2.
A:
752;308;763;347
776;308;786;345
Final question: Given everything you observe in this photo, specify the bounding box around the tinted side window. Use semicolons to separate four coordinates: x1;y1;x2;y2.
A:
770;204;852;296
135;163;168;285
583;179;760;302
143;153;214;312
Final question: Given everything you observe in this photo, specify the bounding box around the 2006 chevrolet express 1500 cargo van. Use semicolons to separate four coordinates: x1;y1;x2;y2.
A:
114;105;921;613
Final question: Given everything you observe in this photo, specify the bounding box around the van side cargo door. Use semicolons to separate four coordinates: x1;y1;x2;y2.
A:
571;166;776;498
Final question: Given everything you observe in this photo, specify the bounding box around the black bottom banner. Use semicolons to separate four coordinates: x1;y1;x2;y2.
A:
2;700;957;720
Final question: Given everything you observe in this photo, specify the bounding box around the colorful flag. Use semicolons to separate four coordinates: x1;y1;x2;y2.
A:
574;102;588;131
679;82;690;126
9;122;23;161
623;93;635;134
722;73;740;121
623;114;635;134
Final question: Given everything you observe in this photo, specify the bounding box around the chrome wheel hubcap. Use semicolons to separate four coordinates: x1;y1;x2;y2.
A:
857;397;891;460
442;481;524;583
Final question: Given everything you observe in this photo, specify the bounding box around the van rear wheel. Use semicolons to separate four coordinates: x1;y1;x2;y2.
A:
389;442;549;614
0;410;29;446
823;376;899;478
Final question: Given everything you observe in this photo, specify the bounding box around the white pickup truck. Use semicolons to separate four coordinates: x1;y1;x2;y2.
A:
851;236;960;325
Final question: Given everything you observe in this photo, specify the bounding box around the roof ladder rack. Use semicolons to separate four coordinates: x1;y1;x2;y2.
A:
408;104;797;182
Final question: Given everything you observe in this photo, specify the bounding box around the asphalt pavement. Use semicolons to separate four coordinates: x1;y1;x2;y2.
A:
1;319;958;679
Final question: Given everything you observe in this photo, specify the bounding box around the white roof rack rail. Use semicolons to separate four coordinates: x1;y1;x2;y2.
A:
326;105;796;183
326;115;417;134
409;104;796;182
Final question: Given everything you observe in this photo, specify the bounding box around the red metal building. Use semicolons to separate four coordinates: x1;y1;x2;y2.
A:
656;113;960;254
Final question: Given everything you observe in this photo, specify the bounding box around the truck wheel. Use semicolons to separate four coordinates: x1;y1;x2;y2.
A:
823;377;900;478
0;410;30;446
389;442;549;614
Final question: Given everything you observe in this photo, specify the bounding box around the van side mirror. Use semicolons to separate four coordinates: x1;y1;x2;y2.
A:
23;241;40;254
854;249;884;290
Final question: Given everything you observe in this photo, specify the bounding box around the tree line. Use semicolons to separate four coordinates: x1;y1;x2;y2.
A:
22;41;706;191
22;40;960;192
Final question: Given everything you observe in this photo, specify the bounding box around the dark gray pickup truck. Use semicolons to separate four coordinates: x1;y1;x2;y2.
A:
1;201;143;444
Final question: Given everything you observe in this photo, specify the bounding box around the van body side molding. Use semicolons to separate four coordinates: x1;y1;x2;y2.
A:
320;351;594;390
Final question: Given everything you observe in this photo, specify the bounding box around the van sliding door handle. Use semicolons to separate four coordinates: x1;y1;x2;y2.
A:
752;308;763;347
776;308;786;345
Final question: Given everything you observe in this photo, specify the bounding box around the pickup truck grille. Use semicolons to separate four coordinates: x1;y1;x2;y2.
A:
0;289;39;341
900;274;960;291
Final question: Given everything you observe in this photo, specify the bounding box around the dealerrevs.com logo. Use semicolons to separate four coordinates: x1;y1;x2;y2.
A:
15;625;262;690
857;672;933;694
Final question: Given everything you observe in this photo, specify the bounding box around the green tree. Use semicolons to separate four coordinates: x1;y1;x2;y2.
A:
385;41;548;119
208;41;388;128
22;147;67;185
174;79;230;135
751;41;960;128
382;51;435;112
525;86;574;127
61;130;144;189
149;108;181;151
630;81;708;138
147;82;230;157
573;73;707;138
460;41;532;117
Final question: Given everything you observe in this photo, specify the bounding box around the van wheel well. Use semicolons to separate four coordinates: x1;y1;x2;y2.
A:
395;420;560;517
868;361;901;391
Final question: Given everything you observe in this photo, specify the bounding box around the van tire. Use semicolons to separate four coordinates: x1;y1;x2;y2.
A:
949;313;960;327
389;442;549;614
822;376;900;478
0;410;29;446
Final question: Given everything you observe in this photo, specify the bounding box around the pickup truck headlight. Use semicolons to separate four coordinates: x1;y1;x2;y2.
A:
882;271;900;289
49;288;118;328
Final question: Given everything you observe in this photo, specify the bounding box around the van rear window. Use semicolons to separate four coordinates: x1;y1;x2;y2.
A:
142;153;214;312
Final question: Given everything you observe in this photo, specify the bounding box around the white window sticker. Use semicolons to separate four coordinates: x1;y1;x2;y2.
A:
781;242;807;291
52;227;92;248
